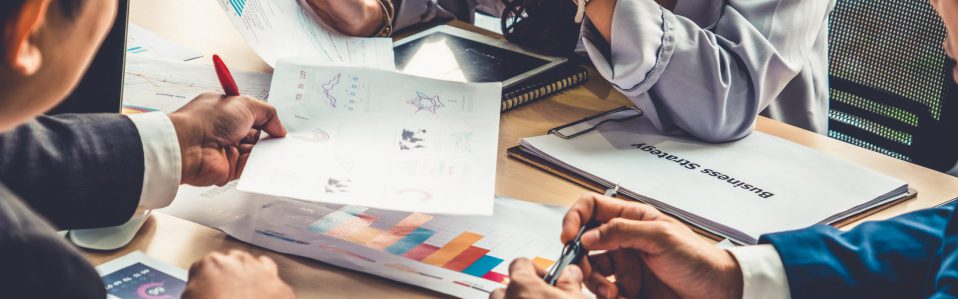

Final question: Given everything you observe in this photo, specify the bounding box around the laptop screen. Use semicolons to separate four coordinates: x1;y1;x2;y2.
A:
48;0;129;114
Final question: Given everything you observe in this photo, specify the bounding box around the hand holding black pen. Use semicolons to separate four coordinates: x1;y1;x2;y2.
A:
543;185;619;285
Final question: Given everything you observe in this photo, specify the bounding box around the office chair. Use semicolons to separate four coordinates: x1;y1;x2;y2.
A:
827;0;958;172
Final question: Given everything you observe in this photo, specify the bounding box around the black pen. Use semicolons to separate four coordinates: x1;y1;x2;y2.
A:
543;184;620;285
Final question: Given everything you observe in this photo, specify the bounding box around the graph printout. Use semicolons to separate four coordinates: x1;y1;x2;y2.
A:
238;59;501;215
216;0;394;69
218;197;565;298
121;55;272;115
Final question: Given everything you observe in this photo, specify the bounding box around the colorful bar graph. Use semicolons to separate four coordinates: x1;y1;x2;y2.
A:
347;226;384;244
443;246;490;272
422;232;483;266
403;244;440;261
368;213;433;250
327;214;377;238
308;207;369;233
385;227;435;255
532;257;555;270
462;255;503;278
482;272;508;283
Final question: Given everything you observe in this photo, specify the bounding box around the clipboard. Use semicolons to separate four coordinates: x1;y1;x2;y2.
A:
508;107;918;243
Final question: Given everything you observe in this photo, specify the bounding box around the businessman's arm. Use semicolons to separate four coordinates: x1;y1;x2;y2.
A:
0;93;286;230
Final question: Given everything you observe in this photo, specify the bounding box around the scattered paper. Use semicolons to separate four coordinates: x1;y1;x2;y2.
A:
96;251;188;299
128;24;204;61
216;0;394;69
216;196;564;299
237;58;501;215
121;55;272;114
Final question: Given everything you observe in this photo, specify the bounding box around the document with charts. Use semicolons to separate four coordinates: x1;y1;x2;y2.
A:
216;0;394;69
215;196;564;299
238;58;502;215
121;55;272;114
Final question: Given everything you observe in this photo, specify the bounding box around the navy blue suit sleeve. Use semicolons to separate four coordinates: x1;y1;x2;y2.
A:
930;207;958;298
0;114;144;229
760;204;955;299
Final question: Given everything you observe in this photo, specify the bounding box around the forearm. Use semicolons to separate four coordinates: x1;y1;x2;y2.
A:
302;0;384;36
585;0;675;42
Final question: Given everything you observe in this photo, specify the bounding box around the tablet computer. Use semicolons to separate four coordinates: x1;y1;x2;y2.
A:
393;25;567;89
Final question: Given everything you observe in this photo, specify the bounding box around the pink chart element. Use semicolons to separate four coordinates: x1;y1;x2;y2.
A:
407;92;445;114
136;281;173;299
322;74;342;107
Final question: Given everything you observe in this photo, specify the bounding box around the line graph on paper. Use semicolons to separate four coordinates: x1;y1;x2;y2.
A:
311;73;370;112
125;71;271;100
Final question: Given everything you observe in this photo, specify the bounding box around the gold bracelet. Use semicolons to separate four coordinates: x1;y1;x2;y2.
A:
373;0;395;37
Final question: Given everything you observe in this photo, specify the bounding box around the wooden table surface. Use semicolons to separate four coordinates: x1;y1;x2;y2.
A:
83;0;958;297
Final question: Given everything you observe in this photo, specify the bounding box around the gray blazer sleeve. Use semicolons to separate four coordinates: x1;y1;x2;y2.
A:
0;114;145;229
578;0;833;142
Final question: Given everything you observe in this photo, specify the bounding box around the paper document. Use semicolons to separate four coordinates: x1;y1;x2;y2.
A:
122;55;272;114
128;24;203;61
518;117;909;244
217;0;394;69
214;197;563;299
96;251;188;299
238;58;502;215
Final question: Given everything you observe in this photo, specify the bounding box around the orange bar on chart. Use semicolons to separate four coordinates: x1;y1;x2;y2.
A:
442;246;490;272
421;232;483;266
367;213;433;249
532;257;555;270
327;214;377;239
347;226;384;244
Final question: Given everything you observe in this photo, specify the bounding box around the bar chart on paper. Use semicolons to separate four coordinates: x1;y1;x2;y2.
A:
219;197;565;298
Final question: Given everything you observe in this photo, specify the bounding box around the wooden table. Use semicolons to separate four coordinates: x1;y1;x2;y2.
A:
83;0;958;297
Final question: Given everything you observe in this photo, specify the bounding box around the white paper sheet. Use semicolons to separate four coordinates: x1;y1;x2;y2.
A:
237;58;501;215
127;24;204;61
122;55;272;114
95;251;188;299
216;0;394;69
215;197;564;299
520;117;909;244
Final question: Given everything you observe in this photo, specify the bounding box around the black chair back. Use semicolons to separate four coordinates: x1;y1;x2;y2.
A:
828;0;958;172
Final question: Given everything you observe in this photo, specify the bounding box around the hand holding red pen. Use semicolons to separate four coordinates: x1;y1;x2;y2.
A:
166;55;287;187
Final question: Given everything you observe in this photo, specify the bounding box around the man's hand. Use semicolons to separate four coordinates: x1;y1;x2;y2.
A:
303;0;385;36
169;93;287;187
183;250;295;299
490;258;588;299
562;193;743;299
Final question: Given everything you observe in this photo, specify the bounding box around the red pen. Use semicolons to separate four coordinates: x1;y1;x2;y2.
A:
213;54;240;96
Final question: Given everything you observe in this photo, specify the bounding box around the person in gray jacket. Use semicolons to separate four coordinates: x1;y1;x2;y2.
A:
305;0;833;143
0;0;295;298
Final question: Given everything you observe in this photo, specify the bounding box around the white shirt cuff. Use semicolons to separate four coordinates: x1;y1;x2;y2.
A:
128;112;181;209
726;245;791;299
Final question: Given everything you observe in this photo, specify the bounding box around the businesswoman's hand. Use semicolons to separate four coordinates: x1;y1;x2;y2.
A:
302;0;386;36
560;193;743;299
183;250;295;299
169;93;287;187
490;258;588;299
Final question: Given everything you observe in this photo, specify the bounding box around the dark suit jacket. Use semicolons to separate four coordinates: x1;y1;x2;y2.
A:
0;114;145;298
762;202;958;298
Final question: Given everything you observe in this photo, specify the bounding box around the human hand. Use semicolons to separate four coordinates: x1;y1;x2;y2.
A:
169;93;286;187
490;258;588;299
562;193;743;299
182;250;295;299
302;0;385;36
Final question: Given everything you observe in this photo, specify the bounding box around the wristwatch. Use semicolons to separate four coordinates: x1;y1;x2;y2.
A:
373;0;395;37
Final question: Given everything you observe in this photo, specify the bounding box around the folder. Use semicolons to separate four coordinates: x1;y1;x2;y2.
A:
508;107;917;244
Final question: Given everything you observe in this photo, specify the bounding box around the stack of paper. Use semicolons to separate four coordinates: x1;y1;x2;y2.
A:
237;58;502;215
516;117;910;244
